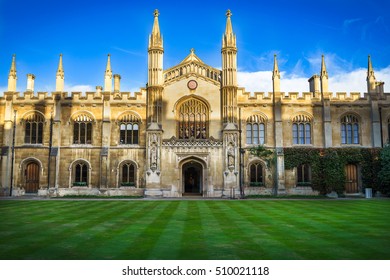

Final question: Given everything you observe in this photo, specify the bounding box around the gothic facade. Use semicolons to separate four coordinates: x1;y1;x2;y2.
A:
1;10;389;197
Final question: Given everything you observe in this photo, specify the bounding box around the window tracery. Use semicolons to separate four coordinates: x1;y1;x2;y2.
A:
177;98;208;139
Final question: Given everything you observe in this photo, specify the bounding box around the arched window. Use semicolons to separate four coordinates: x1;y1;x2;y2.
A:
72;161;88;186
177;98;208;139
24;113;44;144
292;114;312;145
120;162;136;187
118;113;140;144
297;164;311;186
341;114;359;144
246;115;266;145
249;162;264;186
73;114;93;144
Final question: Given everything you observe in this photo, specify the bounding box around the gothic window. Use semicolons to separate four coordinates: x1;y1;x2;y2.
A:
249;162;264;186
118;113;140;144
177;98;208;139
72;161;88;186
73;114;93;144
246;115;266;145
120;162;136;187
341;114;359;144
297;164;311;186
292;114;312;145
24;113;44;144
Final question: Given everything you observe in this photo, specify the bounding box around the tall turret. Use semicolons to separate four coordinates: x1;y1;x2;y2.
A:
367;55;376;94
104;54;112;92
147;9;164;127
272;54;280;93
56;54;64;92
145;9;164;192
320;54;332;148
221;9;238;127
320;55;329;93
8;54;17;92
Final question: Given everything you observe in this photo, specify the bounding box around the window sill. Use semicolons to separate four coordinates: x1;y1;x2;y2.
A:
71;144;93;147
22;144;44;147
291;143;313;146
296;183;312;187
118;144;141;147
340;144;361;146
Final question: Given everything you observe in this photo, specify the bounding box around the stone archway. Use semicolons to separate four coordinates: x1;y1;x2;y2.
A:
183;161;202;194
25;161;40;193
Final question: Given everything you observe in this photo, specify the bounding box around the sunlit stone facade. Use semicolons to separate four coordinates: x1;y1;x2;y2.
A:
1;10;389;197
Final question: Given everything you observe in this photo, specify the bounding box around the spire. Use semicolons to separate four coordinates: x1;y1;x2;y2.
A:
320;55;328;78
56;54;64;91
104;54;112;92
272;54;281;92
272;54;280;79
56;54;64;77
320;55;329;93
367;55;376;93
222;9;236;49
105;54;112;74
149;9;163;49
9;54;16;76
367;55;375;79
8;54;17;91
225;9;233;35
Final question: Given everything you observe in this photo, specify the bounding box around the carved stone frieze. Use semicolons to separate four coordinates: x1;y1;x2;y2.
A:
162;136;223;148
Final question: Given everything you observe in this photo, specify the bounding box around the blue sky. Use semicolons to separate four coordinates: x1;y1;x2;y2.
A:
1;0;389;93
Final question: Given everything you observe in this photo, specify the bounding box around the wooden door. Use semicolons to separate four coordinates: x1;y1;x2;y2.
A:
25;162;39;193
345;164;358;193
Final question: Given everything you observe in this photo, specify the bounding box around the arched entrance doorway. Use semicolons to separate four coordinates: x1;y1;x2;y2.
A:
25;162;40;193
182;161;203;195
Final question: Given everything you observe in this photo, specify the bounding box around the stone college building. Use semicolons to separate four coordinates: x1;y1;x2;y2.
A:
1;10;389;197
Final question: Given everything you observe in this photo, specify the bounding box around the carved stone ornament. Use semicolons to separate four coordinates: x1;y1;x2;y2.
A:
148;133;160;172
162;136;223;147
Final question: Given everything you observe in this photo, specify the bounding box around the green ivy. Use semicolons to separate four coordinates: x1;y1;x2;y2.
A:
378;144;390;194
284;147;381;195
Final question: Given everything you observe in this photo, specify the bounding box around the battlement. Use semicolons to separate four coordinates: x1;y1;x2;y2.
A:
238;89;390;106
0;89;146;104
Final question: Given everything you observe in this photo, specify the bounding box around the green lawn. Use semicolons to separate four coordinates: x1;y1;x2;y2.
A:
0;199;389;260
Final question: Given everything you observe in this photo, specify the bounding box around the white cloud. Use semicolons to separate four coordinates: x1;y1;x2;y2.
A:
238;66;390;94
0;86;7;96
65;84;94;92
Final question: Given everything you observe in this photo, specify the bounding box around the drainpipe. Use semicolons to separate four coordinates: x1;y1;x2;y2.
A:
9;110;16;196
238;108;245;198
379;107;383;147
47;112;53;193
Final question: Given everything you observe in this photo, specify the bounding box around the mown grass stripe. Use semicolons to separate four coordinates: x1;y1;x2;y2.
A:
0;199;389;260
146;201;187;259
115;201;180;259
27;201;147;259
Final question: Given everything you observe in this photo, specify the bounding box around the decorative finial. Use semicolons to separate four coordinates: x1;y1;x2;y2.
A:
226;9;232;17
154;9;159;17
190;48;195;54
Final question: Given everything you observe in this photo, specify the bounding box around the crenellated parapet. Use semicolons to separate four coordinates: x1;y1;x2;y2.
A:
237;90;390;105
0;89;147;105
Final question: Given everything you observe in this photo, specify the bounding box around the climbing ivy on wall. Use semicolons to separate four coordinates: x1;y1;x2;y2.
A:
284;147;381;194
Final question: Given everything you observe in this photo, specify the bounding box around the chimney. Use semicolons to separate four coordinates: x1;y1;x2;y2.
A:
308;75;320;96
114;74;121;92
96;86;103;95
26;74;35;92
